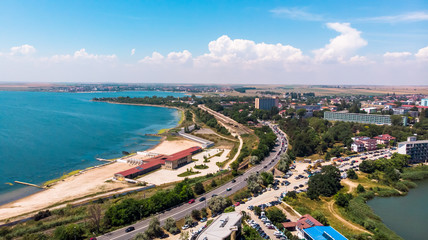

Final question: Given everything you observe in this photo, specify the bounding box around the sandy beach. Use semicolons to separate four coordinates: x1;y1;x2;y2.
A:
0;138;200;222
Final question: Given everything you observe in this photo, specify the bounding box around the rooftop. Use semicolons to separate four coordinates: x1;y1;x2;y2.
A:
303;226;348;240
297;214;323;230
197;212;242;240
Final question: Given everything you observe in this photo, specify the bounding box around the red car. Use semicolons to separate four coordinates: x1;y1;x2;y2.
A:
234;202;240;206
188;199;195;204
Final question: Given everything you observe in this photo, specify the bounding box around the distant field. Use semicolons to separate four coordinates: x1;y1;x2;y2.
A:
217;85;428;96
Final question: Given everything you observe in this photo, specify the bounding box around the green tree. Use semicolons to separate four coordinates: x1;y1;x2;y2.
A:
266;207;287;225
54;224;84;240
210;179;217;188
184;215;193;226
191;209;201;220
356;184;365;193
307;166;342;200
194;182;205;195
164;217;178;234
391;115;403;126
335;193;352;208
347;169;358;180
311;210;329;226
253;206;262;216
146;217;164;238
224;206;235;213
208;196;231;213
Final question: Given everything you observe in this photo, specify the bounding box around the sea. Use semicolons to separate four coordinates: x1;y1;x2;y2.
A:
368;179;428;240
0;91;185;205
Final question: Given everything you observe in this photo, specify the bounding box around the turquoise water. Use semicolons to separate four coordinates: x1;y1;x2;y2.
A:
0;91;185;205
368;180;428;240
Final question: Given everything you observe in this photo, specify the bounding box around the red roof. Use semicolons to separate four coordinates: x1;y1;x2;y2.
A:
401;105;415;108
374;134;396;140
417;106;428;109
282;222;297;228
116;159;164;177
165;146;201;162
296;214;323;229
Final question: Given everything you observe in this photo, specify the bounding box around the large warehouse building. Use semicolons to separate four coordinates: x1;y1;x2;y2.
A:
115;146;201;179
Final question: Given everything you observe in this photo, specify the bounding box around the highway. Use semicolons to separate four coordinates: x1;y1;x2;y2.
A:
98;122;287;240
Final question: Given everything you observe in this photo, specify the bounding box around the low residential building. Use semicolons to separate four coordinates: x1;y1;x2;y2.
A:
360;107;377;114
398;137;428;164
352;136;377;151
351;141;365;152
197;212;242;240
373;134;396;145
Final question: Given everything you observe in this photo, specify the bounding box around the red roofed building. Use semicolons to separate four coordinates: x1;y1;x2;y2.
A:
296;214;323;235
374;134;396;145
115;159;164;179
164;146;201;169
115;146;202;179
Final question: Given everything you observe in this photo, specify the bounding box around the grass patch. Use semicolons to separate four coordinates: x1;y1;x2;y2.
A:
178;169;201;177
43;170;81;186
194;164;209;170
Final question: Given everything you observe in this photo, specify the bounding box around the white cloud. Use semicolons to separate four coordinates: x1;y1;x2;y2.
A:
131;48;135;56
383;51;412;59
49;48;117;62
361;11;428;23
313;23;367;62
198;35;306;64
139;51;165;63
415;46;428;60
270;7;323;21
10;44;36;55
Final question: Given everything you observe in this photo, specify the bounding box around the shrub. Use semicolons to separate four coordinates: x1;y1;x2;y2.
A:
356;184;365;193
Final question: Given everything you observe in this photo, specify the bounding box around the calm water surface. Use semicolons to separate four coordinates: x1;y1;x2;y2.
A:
368;180;428;240
0;91;185;205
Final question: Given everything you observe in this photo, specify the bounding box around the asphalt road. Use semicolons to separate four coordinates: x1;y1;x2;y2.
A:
98;123;287;240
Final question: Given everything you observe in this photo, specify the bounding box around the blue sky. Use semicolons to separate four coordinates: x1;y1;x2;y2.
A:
0;0;427;84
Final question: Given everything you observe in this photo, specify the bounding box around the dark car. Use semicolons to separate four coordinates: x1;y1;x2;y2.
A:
211;194;218;197
160;233;169;239
199;197;206;202
264;166;267;168
226;187;232;191
125;226;135;232
231;179;236;183
299;184;304;188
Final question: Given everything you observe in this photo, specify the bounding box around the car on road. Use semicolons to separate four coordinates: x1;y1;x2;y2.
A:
263;165;267;168
226;187;232;191
125;226;135;232
199;197;206;202
188;199;195;204
231;179;236;183
211;194;218;197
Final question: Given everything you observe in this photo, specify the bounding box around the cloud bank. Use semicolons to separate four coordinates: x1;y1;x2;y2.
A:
0;23;427;85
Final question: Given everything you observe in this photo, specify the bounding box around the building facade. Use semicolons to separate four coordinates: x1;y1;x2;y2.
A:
373;134;396;145
398;137;428;164
324;112;392;125
255;97;279;110
421;98;428;107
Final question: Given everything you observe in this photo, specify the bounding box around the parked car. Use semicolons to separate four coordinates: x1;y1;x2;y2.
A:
181;225;190;230
125;226;135;232
188;199;195;204
234;202;240;206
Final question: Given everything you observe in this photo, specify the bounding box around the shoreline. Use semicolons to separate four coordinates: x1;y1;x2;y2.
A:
0;102;185;222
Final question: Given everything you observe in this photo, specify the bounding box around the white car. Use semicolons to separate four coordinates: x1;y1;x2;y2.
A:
182;225;189;230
